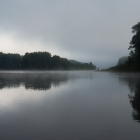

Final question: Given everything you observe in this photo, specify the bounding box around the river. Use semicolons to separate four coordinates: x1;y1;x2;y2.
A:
0;71;140;140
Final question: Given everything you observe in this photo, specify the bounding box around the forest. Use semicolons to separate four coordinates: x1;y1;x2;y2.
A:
108;22;140;71
0;52;96;70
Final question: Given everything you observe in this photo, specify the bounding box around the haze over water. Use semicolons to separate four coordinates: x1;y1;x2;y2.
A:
0;71;140;140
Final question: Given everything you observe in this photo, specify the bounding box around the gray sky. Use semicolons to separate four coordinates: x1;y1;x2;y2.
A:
0;0;139;68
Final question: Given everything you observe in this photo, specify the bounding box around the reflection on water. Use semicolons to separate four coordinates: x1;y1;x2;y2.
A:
0;71;95;109
118;73;140;123
129;78;140;123
0;72;69;90
1;71;140;140
0;71;94;90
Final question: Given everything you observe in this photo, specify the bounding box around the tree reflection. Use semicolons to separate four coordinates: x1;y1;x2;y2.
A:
128;78;140;122
119;73;140;122
0;72;68;90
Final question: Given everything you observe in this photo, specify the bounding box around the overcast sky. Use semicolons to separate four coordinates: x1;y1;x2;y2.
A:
0;0;139;68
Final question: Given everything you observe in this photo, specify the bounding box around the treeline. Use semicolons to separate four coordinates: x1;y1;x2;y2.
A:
108;22;140;71
108;56;140;72
0;52;21;69
0;52;96;70
69;61;96;70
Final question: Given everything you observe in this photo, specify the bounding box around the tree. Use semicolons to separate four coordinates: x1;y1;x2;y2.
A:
52;55;61;69
128;22;140;70
60;58;70;69
0;52;21;70
129;22;140;59
21;52;51;69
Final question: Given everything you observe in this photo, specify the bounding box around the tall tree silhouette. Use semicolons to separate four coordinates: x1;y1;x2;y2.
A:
128;22;140;70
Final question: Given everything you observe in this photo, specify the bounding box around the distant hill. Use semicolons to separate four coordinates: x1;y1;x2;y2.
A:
69;59;96;70
69;60;82;64
106;56;129;71
118;56;128;65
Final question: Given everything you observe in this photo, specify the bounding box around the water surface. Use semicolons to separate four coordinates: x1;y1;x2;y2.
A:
0;71;140;140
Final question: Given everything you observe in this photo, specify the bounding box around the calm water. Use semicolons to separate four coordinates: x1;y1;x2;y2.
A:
0;71;140;140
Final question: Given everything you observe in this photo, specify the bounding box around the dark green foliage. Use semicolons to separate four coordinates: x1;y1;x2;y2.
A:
108;22;140;71
0;51;96;70
51;55;70;69
21;52;69;70
60;58;70;69
0;52;21;70
21;52;51;69
128;22;140;70
52;55;61;69
69;61;96;70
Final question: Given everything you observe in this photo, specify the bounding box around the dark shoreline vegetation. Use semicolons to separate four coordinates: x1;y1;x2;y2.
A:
0;52;96;70
107;22;140;72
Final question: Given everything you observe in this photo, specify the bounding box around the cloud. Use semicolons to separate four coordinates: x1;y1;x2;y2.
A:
0;30;71;58
0;0;139;68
